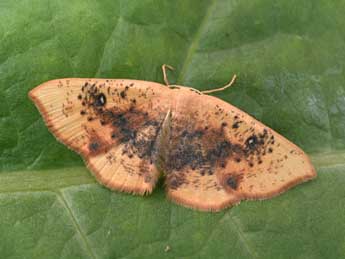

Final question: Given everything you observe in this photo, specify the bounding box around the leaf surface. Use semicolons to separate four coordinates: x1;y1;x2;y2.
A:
1;0;345;258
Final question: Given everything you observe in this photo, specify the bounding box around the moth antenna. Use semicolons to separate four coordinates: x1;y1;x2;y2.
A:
162;64;175;87
202;74;237;94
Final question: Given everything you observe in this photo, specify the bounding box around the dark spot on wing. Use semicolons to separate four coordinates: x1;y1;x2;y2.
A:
87;134;109;156
227;176;238;189
89;142;99;151
232;121;240;128
120;90;126;99
94;93;106;107
167;174;187;190
245;135;259;151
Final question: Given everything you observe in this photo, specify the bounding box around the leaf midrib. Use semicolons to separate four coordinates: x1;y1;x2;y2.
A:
0;151;343;193
0;167;95;193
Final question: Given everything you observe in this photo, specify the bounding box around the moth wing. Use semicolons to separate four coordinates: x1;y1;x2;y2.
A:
164;87;316;211
29;79;172;194
86;144;158;195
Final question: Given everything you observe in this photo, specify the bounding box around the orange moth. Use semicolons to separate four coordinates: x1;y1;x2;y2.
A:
29;65;316;211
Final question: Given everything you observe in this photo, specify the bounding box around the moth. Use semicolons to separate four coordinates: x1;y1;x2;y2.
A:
29;65;316;211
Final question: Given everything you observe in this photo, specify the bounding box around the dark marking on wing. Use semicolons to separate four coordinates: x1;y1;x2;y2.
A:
226;176;238;189
77;82;278;192
78;81;166;166
163;111;275;191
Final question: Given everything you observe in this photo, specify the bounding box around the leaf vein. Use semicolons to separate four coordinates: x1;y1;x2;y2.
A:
176;0;218;85
57;191;98;259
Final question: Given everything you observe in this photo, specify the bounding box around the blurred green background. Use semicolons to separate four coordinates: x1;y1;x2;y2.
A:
0;0;345;258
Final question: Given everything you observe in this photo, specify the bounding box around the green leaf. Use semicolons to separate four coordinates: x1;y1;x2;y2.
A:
1;0;345;258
